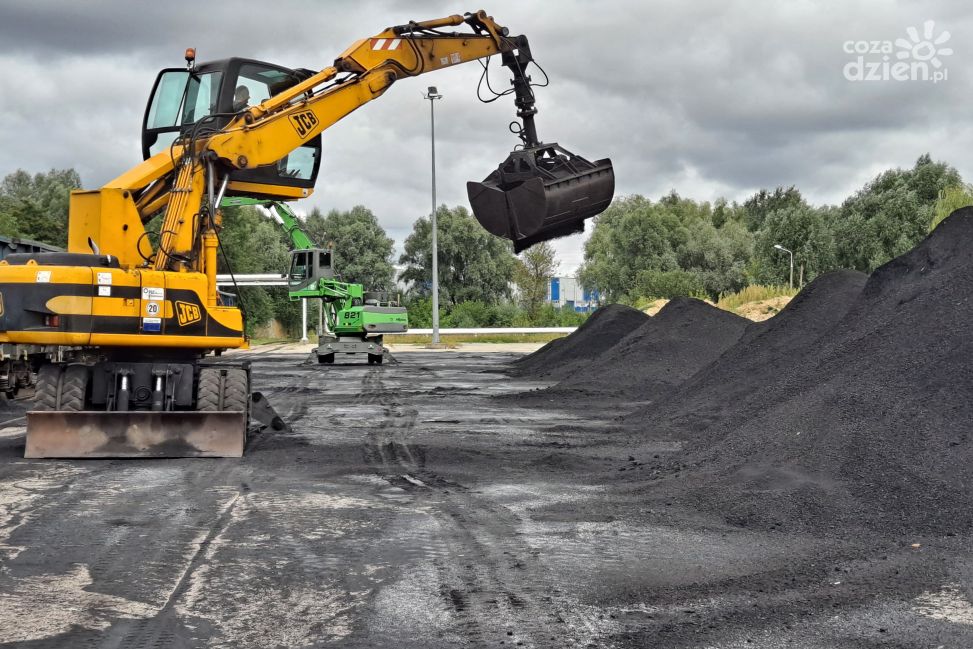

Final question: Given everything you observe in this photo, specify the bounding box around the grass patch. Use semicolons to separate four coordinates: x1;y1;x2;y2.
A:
716;284;797;311
387;332;568;345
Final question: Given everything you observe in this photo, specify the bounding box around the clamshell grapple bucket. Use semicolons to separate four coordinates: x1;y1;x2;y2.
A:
468;144;614;252
466;35;614;251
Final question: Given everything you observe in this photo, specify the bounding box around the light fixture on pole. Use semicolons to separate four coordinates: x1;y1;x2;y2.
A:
773;244;794;289
424;86;443;346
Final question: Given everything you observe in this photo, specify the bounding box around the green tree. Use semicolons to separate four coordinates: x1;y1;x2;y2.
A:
579;193;752;301
0;168;82;246
303;205;395;290
0;210;18;238
218;205;293;335
742;186;805;232
399;205;516;305
753;204;838;286
835;154;960;271
675;217;752;297
514;241;558;318
578;195;684;300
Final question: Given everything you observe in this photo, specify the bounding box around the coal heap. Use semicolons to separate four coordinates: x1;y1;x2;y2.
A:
556;297;749;399
630;208;973;533
512;304;648;380
626;270;867;437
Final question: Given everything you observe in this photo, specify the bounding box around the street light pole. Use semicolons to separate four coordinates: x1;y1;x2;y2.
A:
773;244;794;290
425;86;443;346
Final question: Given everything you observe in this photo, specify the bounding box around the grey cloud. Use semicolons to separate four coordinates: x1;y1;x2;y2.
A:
1;0;972;272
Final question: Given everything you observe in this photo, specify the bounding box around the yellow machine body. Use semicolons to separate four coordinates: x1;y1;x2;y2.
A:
0;261;244;349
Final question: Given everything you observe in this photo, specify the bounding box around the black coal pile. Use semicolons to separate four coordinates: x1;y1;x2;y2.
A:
628;209;973;534
512;303;647;380
555;297;749;399
625;270;867;438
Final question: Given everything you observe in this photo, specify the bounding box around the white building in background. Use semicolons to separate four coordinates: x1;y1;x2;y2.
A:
547;276;601;313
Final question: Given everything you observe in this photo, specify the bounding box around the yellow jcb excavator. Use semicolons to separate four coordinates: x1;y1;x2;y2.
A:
0;10;614;458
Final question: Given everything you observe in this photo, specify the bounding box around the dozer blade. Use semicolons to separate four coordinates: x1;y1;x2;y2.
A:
469;144;614;252
25;411;246;459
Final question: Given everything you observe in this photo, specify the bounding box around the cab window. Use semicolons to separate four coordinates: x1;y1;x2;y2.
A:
236;64;297;111
278;146;318;180
289;251;311;281
145;69;222;156
146;70;222;129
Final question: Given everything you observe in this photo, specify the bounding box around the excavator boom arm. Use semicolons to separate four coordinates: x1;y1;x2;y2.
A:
151;11;519;272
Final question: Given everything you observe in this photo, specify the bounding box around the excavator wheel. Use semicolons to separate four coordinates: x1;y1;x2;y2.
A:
198;367;249;418
318;353;335;364
33;364;61;411
60;365;89;412
367;353;383;365
196;368;222;411
222;369;249;414
31;364;88;411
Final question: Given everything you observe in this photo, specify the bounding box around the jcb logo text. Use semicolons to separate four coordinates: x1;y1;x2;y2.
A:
175;301;202;326
289;110;319;138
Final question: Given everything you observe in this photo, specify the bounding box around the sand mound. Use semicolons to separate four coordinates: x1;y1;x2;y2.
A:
733;295;792;321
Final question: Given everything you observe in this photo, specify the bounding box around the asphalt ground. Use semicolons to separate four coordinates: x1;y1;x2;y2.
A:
0;351;970;648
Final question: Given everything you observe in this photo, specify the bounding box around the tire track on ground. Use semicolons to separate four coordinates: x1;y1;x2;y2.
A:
356;366;585;647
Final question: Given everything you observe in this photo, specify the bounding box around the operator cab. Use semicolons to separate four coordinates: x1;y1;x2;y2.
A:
288;248;334;293
142;57;322;199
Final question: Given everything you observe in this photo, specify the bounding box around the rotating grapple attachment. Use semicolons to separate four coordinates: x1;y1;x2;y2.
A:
468;144;614;252
466;34;614;252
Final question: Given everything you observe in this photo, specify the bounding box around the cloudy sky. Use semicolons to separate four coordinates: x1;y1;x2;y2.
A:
1;1;970;273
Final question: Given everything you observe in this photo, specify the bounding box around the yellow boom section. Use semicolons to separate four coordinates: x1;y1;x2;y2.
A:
70;10;516;282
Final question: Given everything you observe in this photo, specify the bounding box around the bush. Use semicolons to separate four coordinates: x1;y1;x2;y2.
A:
524;304;588;327
236;287;275;336
404;297;586;329
271;288;303;337
404;297;446;329
448;301;496;328
635;269;703;299
716;284;797;311
930;184;973;232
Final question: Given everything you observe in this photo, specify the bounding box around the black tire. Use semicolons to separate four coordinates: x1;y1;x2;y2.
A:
197;367;249;419
221;368;249;414
318;353;335;364
368;354;383;365
59;365;89;411
197;367;222;412
33;364;61;411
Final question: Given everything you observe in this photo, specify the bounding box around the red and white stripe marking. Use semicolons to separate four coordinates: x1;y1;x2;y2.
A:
370;38;402;51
